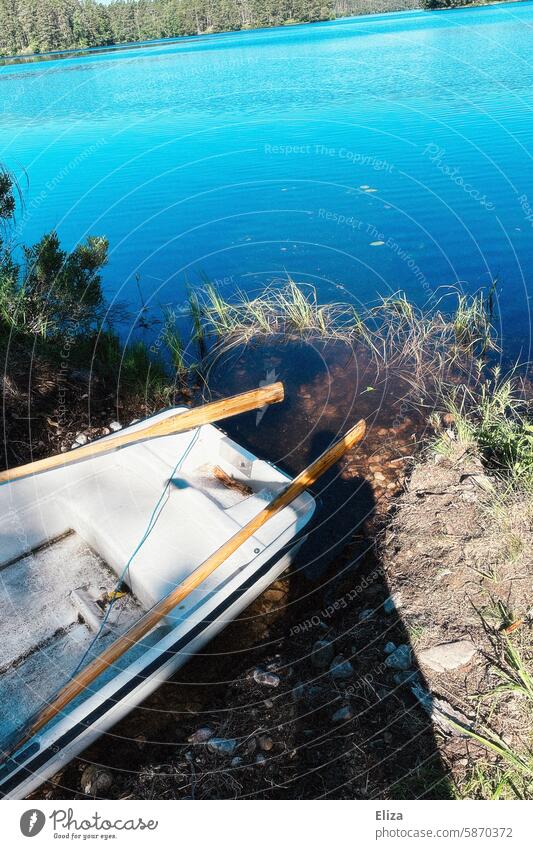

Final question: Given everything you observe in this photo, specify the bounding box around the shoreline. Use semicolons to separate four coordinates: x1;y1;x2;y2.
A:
0;1;523;64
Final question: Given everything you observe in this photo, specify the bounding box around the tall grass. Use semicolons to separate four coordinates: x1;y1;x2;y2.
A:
432;367;533;491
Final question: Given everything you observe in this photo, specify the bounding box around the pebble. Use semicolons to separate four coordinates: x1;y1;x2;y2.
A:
253;669;280;687
385;644;412;671
358;609;374;622
258;735;274;752
374;472;386;482
329;655;354;680
393;670;420;686
384;641;396;655
332;705;354;723
188;727;215;744
384;593;403;614
255;753;267;766
207;738;238;756
311;639;335;670
73;432;88;446
292;682;307;702
418;640;477;674
231;756;243;767
80;766;112;795
109;421;122;432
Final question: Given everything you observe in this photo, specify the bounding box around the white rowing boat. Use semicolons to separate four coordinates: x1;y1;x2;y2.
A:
0;406;315;798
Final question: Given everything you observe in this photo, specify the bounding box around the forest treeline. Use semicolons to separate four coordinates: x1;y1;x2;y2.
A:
0;0;331;56
0;0;486;58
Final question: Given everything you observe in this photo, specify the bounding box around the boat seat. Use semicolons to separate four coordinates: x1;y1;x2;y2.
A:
59;466;264;609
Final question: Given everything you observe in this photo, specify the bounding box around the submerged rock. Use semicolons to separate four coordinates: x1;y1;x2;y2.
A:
418;640;477;674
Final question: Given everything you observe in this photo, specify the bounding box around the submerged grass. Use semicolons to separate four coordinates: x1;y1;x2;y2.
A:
158;277;499;403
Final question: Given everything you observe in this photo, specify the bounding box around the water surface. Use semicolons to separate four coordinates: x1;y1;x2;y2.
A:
1;2;532;357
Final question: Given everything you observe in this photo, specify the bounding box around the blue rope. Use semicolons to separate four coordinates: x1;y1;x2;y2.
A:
71;427;201;677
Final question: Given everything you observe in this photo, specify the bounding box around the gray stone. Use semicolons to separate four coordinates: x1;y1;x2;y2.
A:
330;655;354;680
292;682;307;702
358;609;374;622
385;644;412;671
393;670;420;686
207;738;238;756
73;432;88;446
80;766;112;795
418;640;477;673
311;639;335;669
231;756;243;767
188;727;215;744
332;705;354;723
384;593;403;614
109;421;122;432
253;669;280;687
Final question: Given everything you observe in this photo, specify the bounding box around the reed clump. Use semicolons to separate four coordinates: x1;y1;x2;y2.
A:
166;279;499;398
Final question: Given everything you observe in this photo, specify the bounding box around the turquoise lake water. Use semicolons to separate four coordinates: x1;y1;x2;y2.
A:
1;2;532;357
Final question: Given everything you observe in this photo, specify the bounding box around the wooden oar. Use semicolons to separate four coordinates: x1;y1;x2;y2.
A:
0;383;284;485
3;417;366;759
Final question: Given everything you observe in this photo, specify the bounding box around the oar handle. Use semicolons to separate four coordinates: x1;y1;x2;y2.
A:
0;383;285;485
2;417;366;759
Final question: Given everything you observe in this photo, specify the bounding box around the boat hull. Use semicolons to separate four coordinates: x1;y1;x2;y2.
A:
0;537;306;799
